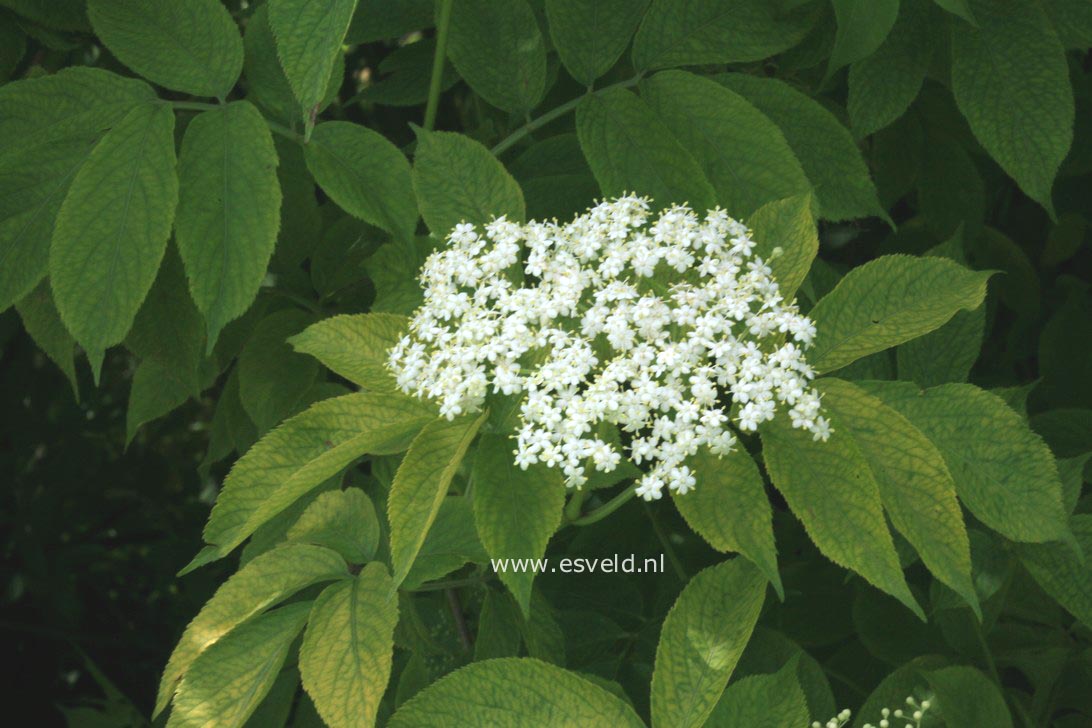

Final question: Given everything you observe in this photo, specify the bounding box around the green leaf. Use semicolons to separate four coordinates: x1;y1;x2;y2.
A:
446;0;547;113
949;0;1073;217
389;658;645;727
746;193;817;299
123;247;207;442
848;0;937;137
0;69;153;310
923;666;1014;728
760;413;923;617
863;382;1069;543
931;0;975;23
267;0;356;117
412;129;525;236
389;412;487;587
807;255;991;373
16;281;78;397
0;0;88;31
1043;0;1092;49
299;564;398;728
304;121;418;244
650;558;767;728
286;488;379;564
347;0;435;44
716;74;887;223
674;448;781;598
850;655;947;728
827;0;899;78
203;392;436;558
87;0;242;98
632;0;819;71
155;544;348;717
0;138;95;313
896;233;985;387
49;101;179;377
273;138;321;267
916;131;986;240
896;305;984;387
175;101;281;349
289;313;409;392
366;237;437;314
706;657;810;728
474;589;524;660
472;433;566;614
168;602;309;728
402;496;489;589
816;378;979;616
238;309;320;432
243;5;342;124
545;0;650;86
576;87;716;211
641;70;811;218
1017;514;1092;629
0;67;154;155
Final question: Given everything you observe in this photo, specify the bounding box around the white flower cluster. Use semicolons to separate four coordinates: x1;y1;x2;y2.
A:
388;195;830;501
816;695;933;728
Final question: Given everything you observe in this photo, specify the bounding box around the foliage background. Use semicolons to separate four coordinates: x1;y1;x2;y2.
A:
1;0;1091;726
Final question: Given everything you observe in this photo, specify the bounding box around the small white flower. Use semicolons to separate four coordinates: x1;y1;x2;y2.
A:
389;196;828;500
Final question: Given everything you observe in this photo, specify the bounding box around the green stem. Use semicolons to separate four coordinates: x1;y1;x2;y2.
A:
490;74;643;157
563;489;589;521
570;483;637;526
423;0;454;131
643;501;687;581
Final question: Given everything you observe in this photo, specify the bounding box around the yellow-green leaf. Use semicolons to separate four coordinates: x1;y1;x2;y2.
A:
863;382;1070;543
674;448;781;598
289;313;409;392
472;433;566;614
299;563;398;728
808;255;991;373
389;658;645;727
706;657;810;728
204;392;436;558
286;488;380;564
760;414;923;617
650;558;767;728
389;412;488;587
168;602;311;728
747;193;818;299
817;378;978;616
156;544;348;717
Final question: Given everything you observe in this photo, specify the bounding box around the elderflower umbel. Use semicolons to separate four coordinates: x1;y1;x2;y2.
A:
388;196;830;500
820;694;933;728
